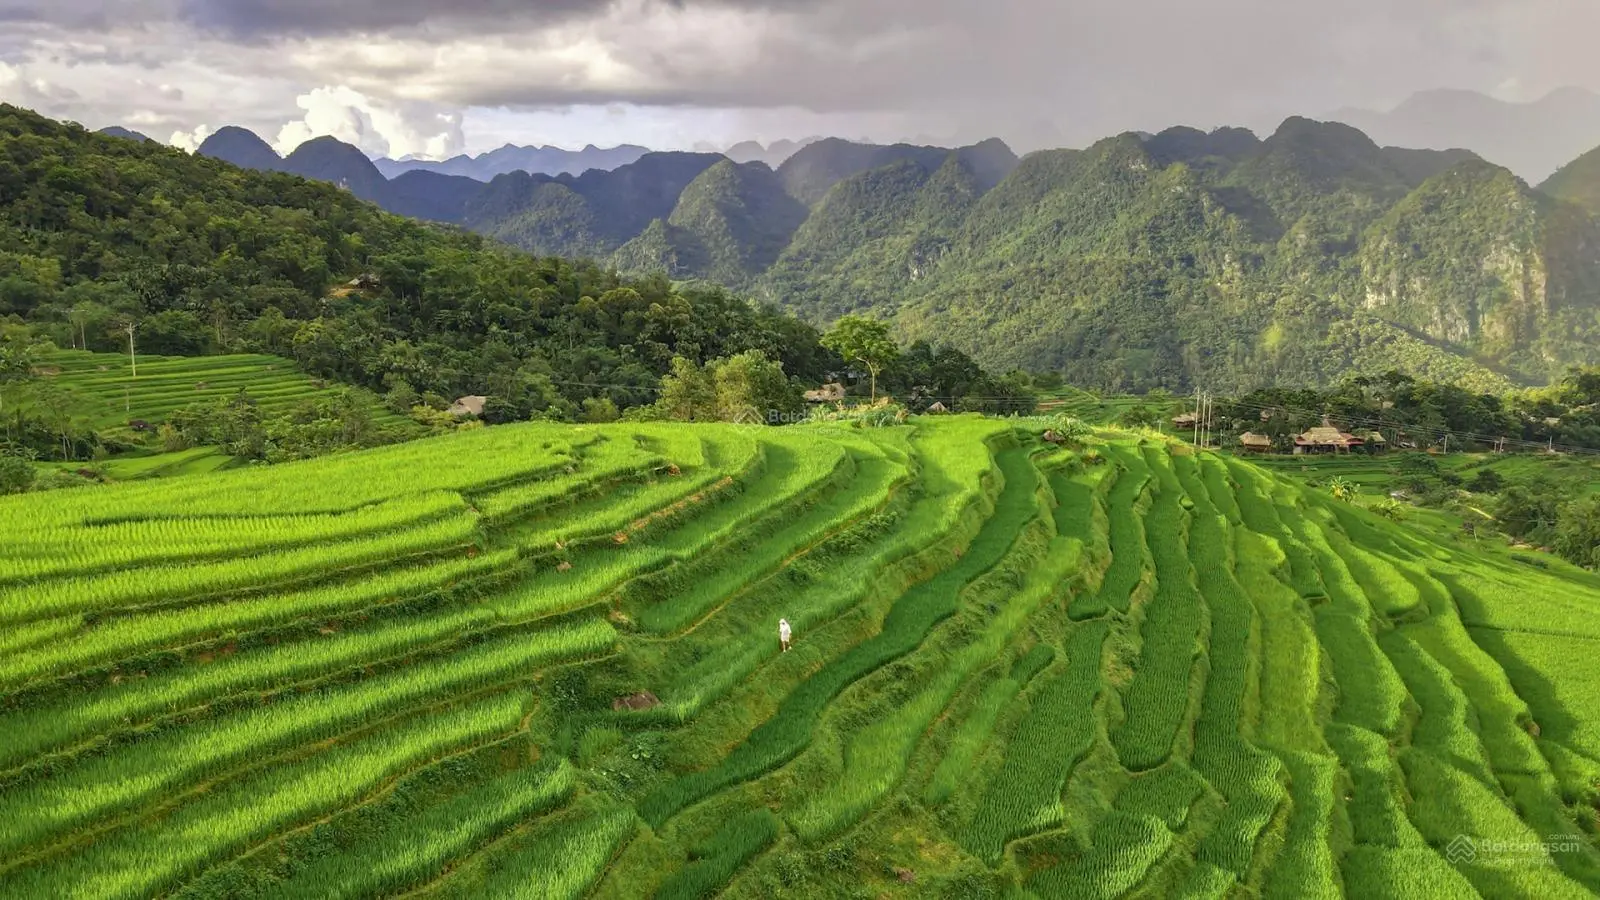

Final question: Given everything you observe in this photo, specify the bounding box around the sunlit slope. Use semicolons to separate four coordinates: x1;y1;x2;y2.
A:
35;350;409;430
0;419;1595;898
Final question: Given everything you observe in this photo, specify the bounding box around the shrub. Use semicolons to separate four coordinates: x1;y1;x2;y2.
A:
0;453;35;494
1466;469;1504;494
1370;498;1407;521
1041;414;1093;446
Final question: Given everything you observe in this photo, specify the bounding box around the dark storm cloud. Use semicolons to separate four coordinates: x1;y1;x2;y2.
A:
0;0;177;28
178;0;604;37
5;0;1598;163
353;0;1547;146
175;0;825;39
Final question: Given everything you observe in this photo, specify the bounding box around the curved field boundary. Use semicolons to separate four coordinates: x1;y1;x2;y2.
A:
1111;446;1204;772
637;439;1030;827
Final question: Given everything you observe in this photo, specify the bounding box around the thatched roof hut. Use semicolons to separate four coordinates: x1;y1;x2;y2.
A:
448;395;488;417
804;382;846;403
1238;432;1273;452
1294;425;1364;453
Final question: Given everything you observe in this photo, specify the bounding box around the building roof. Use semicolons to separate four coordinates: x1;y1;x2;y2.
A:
448;395;488;417
803;382;846;403
1295;425;1364;446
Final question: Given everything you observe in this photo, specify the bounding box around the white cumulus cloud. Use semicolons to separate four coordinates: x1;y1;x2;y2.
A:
169;123;213;152
273;85;466;159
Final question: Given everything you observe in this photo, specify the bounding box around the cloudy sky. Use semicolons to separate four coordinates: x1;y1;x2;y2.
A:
1;0;1597;160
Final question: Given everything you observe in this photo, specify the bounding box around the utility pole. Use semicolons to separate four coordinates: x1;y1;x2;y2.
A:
125;322;138;380
1193;389;1201;446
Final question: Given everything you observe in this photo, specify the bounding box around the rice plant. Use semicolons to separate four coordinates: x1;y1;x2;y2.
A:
0;419;1594;898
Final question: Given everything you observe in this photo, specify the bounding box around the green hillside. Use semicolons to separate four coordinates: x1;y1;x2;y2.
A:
1359;161;1600;369
1;417;1596;897
760;153;989;319
454;115;1600;392
1540;145;1600;216
884;122;1600;392
0;104;837;430
612;160;809;287
38;350;408;430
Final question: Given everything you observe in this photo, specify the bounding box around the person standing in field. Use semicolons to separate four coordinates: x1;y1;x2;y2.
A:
779;618;792;653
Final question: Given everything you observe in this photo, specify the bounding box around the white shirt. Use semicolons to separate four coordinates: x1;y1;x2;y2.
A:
779;621;792;641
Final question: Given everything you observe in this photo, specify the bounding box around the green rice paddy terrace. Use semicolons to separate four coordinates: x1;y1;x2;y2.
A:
36;350;410;430
0;416;1597;898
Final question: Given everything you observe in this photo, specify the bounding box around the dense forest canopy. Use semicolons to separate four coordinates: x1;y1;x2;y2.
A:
180;109;1600;394
0;104;840;419
0;104;1042;469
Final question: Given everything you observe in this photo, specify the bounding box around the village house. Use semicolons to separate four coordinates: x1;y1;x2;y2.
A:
447;395;488;418
803;383;847;403
1238;432;1274;453
1293;421;1365;454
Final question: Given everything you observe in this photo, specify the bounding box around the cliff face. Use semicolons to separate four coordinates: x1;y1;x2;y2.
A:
1357;161;1596;369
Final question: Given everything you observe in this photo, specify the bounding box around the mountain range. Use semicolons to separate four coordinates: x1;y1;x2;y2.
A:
1332;87;1600;184
369;138;815;182
95;126;153;143
176;110;1600;393
373;144;652;181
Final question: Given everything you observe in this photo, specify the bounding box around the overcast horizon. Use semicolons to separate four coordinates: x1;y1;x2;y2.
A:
3;0;1599;160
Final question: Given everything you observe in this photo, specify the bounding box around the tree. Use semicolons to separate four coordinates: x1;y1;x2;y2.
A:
581;397;619;423
822;316;899;403
1554;495;1600;569
1495;479;1561;541
1117;404;1163;430
657;357;717;422
1466;469;1504;494
0;330;39;421
711;350;799;424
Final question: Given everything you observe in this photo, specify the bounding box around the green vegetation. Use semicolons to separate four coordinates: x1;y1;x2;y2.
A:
0;104;841;449
2;414;1596;899
438;112;1600;391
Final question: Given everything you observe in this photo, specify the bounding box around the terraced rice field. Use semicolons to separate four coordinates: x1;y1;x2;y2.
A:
1036;389;1150;425
1;417;1597;898
36;350;409;429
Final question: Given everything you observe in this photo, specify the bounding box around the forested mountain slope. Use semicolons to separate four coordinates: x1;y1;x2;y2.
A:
48;106;1600;393
375;113;1600;393
0;105;834;422
879;119;1600;391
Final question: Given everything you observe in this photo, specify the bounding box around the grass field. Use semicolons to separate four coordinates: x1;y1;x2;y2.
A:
0;416;1596;898
35;349;410;431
